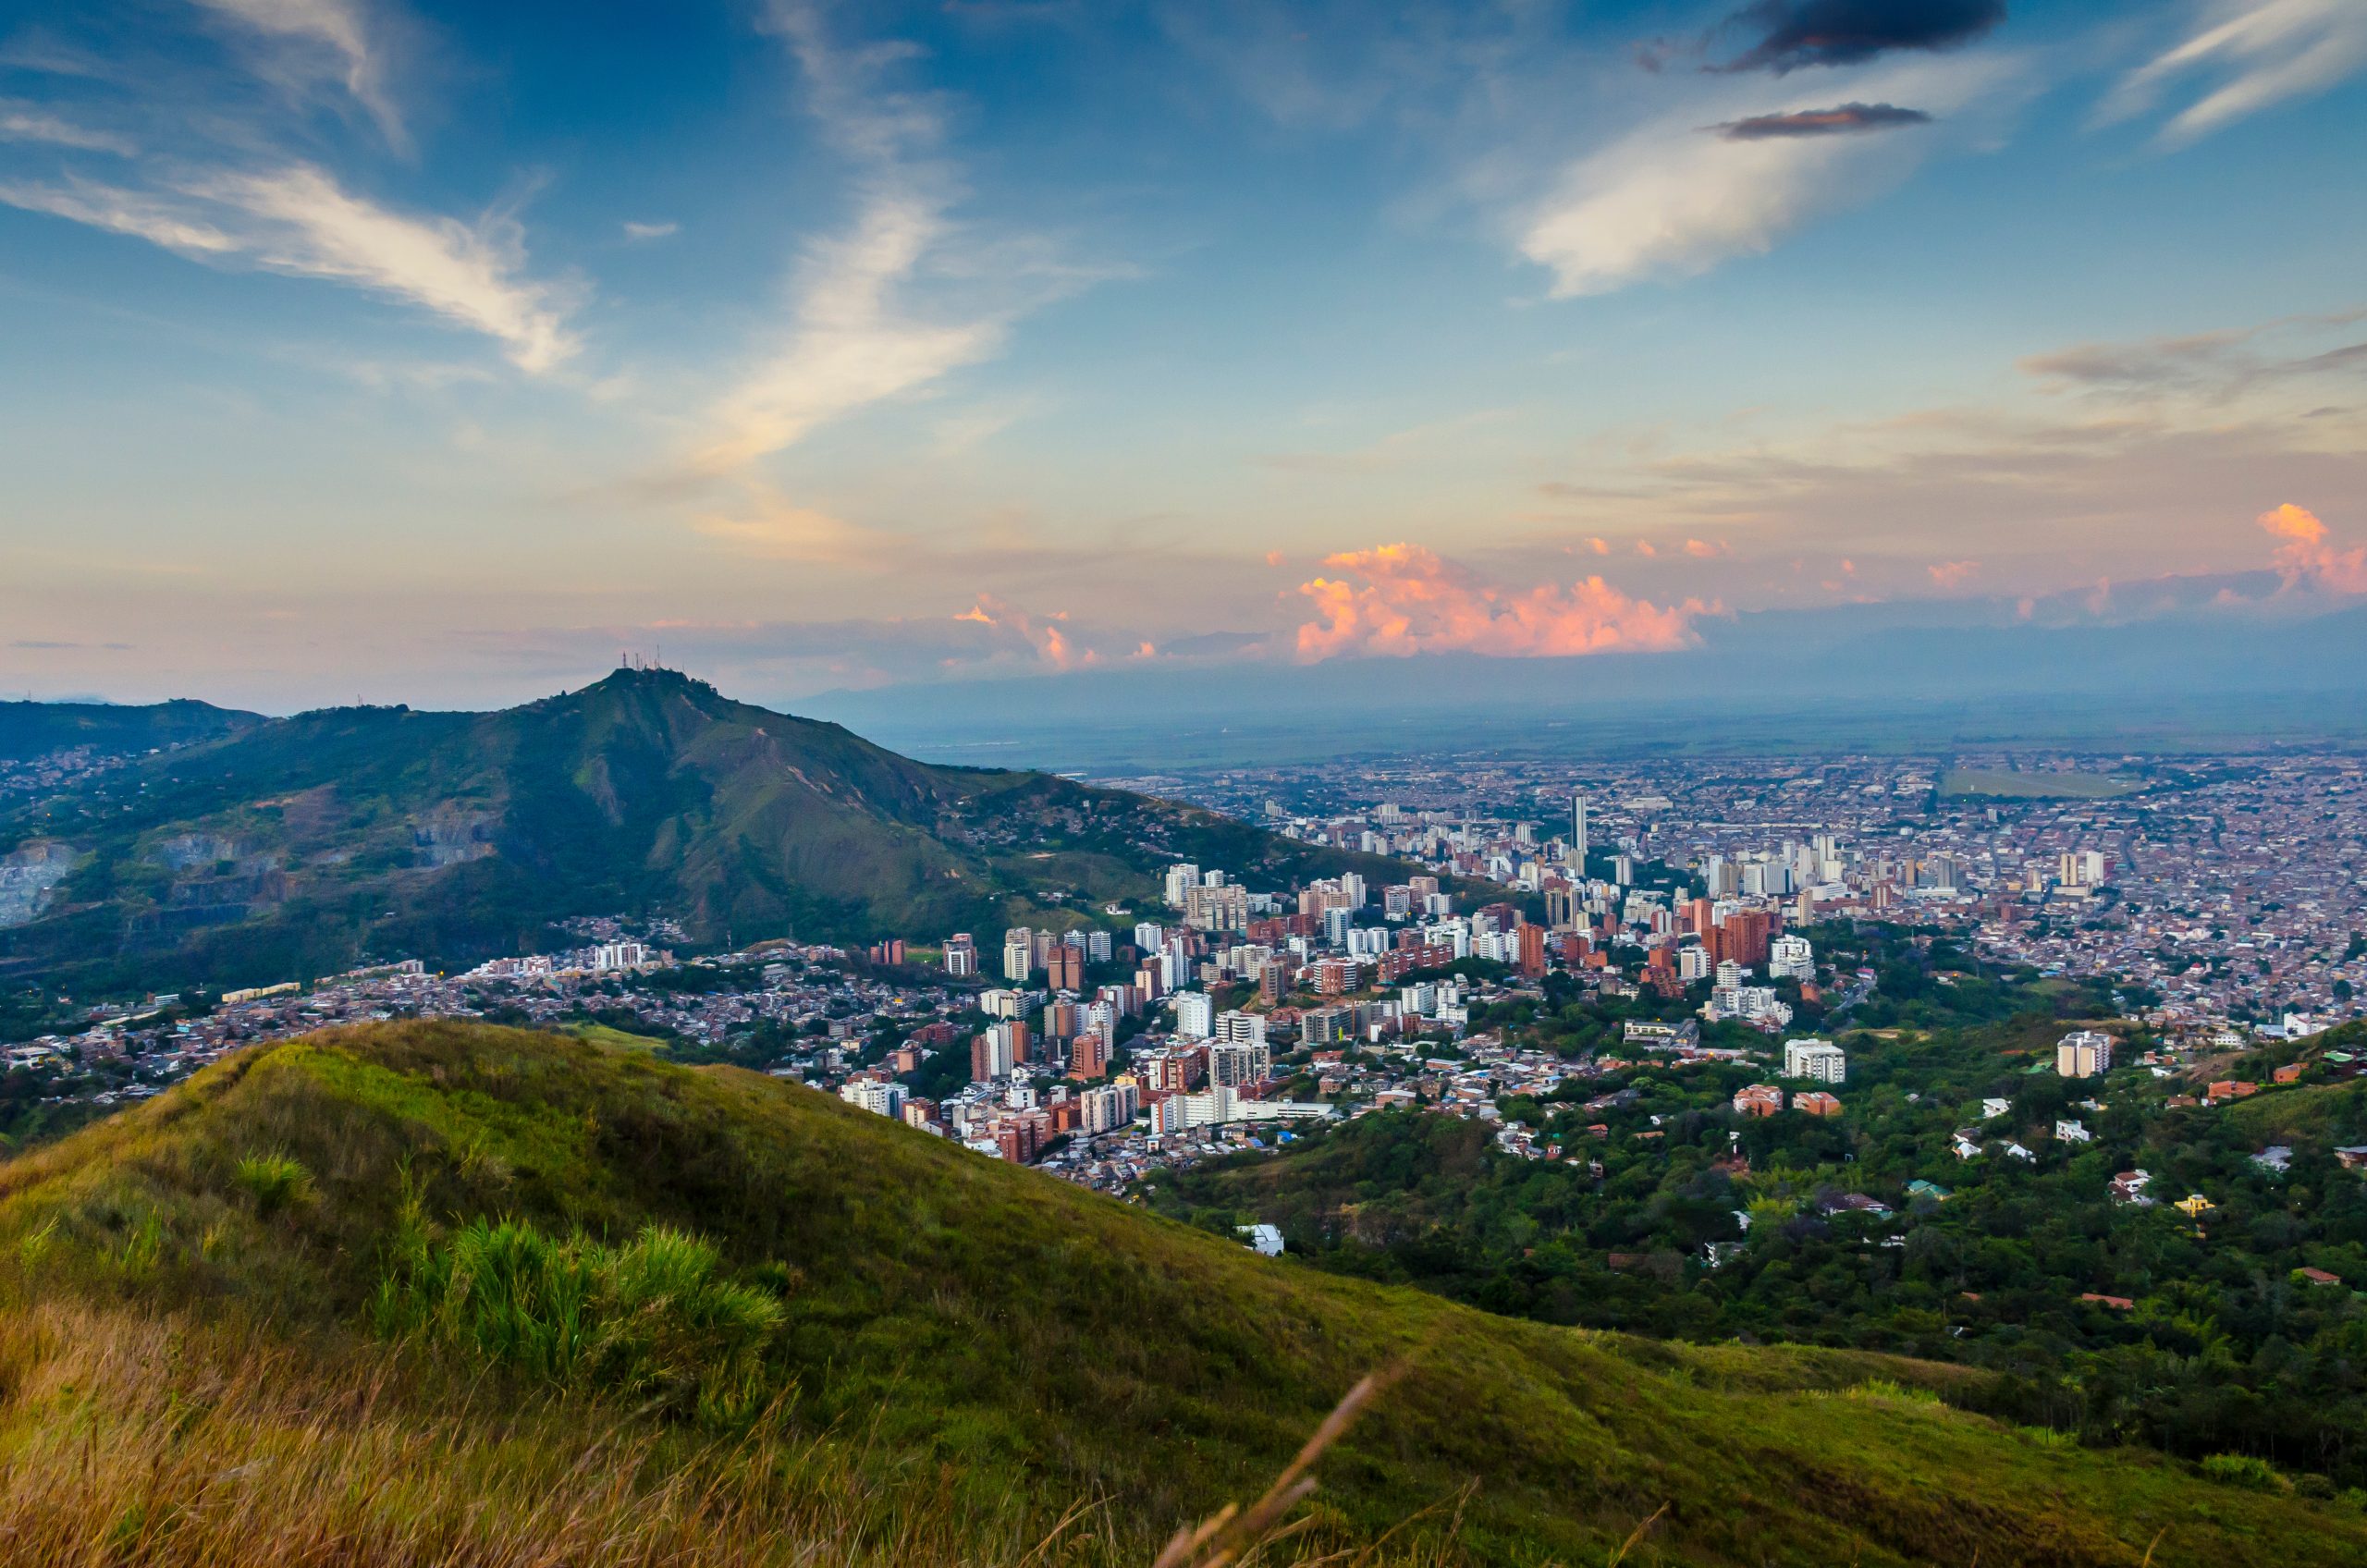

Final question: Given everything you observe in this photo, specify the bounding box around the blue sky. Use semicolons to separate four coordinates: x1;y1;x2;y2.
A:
3;0;2364;711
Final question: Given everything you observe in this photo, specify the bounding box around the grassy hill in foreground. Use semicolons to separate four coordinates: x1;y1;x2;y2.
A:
0;1022;2360;1567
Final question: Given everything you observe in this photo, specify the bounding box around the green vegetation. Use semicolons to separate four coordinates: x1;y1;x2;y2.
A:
0;668;1413;996
0;697;262;763
374;1214;785;1420
230;1149;312;1214
1153;991;2367;1495
0;1020;2356;1564
1940;767;2138;800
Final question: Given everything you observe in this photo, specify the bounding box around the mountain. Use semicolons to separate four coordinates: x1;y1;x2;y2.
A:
0;697;264;763
0;1019;2353;1566
0;668;1405;995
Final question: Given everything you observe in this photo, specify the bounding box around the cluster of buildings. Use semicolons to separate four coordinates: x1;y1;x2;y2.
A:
0;932;985;1109
1107;750;2367;1042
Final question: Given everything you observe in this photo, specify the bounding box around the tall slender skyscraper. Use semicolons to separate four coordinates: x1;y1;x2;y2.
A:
1572;791;1588;870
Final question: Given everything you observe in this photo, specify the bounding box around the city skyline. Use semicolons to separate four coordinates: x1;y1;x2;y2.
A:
5;0;2366;711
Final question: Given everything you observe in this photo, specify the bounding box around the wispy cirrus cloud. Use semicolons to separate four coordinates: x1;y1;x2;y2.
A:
190;0;407;150
691;2;1105;476
2022;308;2367;400
0;165;579;371
0;102;136;154
692;485;898;569
2102;0;2367;147
1294;543;1713;660
1516;55;2016;297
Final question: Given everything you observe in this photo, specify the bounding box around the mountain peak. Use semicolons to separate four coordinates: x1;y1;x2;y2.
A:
583;664;717;698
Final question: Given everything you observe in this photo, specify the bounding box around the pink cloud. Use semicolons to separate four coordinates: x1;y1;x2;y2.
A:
2260;503;2367;593
1294;543;1711;661
1927;559;1979;590
957;595;1084;669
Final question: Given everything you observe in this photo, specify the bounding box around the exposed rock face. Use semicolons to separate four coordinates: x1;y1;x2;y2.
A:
0;841;76;929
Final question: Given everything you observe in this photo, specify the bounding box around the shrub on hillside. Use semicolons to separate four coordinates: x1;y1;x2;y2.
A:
232;1152;313;1217
372;1211;783;1421
2201;1452;2293;1493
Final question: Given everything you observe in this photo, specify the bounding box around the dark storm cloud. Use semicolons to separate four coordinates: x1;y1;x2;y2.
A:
1713;102;1934;138
1711;0;2006;74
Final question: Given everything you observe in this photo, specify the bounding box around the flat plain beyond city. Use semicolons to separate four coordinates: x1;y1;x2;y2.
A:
6;0;2367;1562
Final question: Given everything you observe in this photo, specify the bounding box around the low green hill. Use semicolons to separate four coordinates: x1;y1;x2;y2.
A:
0;668;1410;992
0;697;263;764
0;1020;2355;1566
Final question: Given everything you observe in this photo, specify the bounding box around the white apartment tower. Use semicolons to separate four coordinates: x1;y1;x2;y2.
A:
1173;991;1215;1038
1783;1038;1847;1084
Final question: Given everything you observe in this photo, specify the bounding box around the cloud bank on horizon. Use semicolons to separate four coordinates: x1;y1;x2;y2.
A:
0;0;2362;709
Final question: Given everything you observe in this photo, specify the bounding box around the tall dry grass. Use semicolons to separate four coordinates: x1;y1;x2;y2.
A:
0;1301;1460;1568
0;1300;1075;1568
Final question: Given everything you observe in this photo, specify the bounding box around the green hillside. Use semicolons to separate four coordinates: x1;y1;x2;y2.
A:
0;668;1406;992
0;1020;2357;1566
0;697;263;763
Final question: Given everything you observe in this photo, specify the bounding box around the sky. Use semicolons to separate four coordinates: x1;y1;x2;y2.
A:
3;0;2365;714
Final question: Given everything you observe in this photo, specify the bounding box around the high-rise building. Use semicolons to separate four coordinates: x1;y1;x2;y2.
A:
1047;944;1084;992
1079;1082;1137;1134
943;933;976;978
982;1018;1031;1067
1173;991;1215;1038
1208;1041;1272;1087
2057;1030;2113;1078
1721;910;1772;970
1572;791;1588;867
1001;926;1034;983
970;1031;1013;1083
1214;1009;1268;1046
1070;1029;1111;1080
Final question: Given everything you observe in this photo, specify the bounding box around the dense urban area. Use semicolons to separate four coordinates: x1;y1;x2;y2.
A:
10;748;2363;1174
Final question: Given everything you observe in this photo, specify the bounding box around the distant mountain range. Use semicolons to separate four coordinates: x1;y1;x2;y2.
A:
804;596;2367;768
0;668;1404;994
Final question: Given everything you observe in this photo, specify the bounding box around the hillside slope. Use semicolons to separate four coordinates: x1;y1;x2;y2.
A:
0;1021;2356;1566
0;668;1406;992
0;697;264;764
